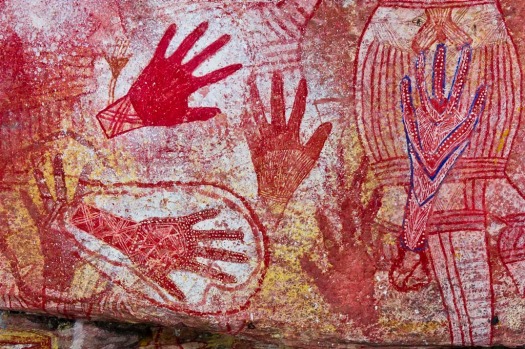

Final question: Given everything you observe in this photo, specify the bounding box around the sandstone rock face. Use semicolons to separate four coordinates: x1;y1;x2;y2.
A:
1;0;525;347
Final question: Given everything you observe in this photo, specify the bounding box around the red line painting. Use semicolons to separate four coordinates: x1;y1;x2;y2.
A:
248;0;322;73
71;204;249;302
2;150;269;317
355;0;524;346
398;43;487;251
0;0;325;322
242;72;332;214
65;180;269;316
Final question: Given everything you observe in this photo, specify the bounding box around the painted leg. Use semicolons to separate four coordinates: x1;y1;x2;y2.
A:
429;229;493;346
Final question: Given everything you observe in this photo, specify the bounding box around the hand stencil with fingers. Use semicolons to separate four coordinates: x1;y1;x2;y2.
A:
71;204;249;301
17;154;94;299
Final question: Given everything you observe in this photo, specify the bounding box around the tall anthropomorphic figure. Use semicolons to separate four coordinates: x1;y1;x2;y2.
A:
354;0;524;345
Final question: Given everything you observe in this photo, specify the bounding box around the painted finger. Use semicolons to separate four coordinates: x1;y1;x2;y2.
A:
400;77;420;145
184;34;231;72
170;21;208;64
438;85;487;157
186;260;237;283
53;154;67;203
469;84;488;120
195;246;249;263
153;24;177;61
432;43;446;101
400;76;416;119
304;122;332;160
19;190;43;224
288;78;307;140
247;72;269;128
153;273;186;301
447;44;472;113
193;63;243;89
349;157;370;195
240;110;263;153
340;160;371;245
185;107;221;123
194;229;244;241
33;168;54;213
181;208;220;225
300;255;330;291
73;164;93;203
359;187;383;245
315;209;341;262
415;52;432;114
270;71;286;129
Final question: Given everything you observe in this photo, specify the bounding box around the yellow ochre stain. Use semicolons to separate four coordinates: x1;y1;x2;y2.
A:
495;129;510;158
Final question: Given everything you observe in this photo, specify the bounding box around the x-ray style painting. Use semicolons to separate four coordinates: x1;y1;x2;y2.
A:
2;0;525;346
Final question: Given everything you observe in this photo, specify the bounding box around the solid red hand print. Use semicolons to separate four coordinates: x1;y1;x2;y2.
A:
71;204;248;302
96;22;242;138
399;44;487;251
129;22;242;126
243;72;332;212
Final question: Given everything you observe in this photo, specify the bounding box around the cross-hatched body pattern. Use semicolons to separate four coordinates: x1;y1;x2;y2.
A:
72;204;248;302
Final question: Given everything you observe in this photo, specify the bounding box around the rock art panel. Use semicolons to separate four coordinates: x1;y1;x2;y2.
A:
2;0;525;347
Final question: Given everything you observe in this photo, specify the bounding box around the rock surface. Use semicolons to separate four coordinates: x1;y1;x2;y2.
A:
1;0;525;347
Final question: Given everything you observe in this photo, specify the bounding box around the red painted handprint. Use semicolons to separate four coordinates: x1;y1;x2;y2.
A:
243;72;332;214
301;159;383;323
96;22;242;138
16;155;95;304
71;204;248;301
390;44;487;292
